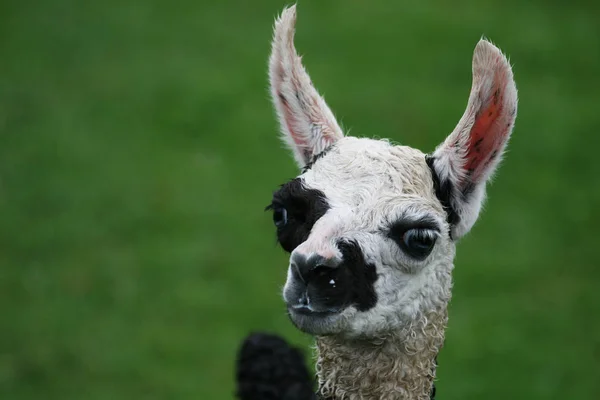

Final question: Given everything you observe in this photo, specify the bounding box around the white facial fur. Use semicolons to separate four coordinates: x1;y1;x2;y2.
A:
269;5;518;338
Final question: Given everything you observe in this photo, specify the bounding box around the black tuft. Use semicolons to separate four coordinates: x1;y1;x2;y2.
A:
236;332;316;400
425;155;460;230
302;145;334;173
267;178;330;253
337;240;378;312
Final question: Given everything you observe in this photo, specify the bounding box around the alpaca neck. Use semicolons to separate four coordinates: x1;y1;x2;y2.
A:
315;309;447;400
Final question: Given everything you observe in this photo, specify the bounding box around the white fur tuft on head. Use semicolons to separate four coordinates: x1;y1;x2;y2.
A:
430;38;518;239
269;5;344;168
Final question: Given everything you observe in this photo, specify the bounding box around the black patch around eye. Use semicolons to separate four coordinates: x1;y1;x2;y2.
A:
266;178;330;253
337;240;378;312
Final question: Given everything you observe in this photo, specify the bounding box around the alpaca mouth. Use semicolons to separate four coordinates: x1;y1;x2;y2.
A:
287;305;343;335
289;304;340;317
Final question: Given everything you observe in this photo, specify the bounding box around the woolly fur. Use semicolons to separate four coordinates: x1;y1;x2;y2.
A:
316;308;447;400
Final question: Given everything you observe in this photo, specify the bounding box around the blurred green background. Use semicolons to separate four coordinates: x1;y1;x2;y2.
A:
1;0;599;399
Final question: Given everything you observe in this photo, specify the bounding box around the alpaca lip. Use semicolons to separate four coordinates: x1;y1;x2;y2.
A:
288;304;339;317
287;305;342;335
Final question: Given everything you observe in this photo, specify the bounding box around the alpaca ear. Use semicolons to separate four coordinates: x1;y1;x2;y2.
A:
269;5;344;168
428;39;518;240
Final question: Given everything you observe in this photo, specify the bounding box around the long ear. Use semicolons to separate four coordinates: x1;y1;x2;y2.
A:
428;39;518;240
269;5;344;168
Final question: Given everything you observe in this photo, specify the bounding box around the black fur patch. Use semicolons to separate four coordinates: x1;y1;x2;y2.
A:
236;332;316;400
425;155;460;229
267;178;330;253
337;240;378;312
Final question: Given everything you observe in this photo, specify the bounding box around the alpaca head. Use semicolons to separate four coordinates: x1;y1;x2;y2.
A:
267;5;517;338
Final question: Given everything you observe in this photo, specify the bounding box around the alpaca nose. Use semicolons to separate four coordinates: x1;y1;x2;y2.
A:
286;252;348;314
290;252;340;284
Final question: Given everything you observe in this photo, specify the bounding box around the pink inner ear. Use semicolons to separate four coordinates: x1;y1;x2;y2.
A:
464;83;509;182
279;90;309;150
272;55;311;161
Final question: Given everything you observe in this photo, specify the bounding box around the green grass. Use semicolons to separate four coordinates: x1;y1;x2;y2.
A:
0;0;599;398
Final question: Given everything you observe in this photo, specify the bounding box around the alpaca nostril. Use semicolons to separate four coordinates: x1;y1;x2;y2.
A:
286;253;347;315
291;261;306;283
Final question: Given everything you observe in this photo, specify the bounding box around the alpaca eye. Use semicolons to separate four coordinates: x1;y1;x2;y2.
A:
402;229;437;260
273;207;288;228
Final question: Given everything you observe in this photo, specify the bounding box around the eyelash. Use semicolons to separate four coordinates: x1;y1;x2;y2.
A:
387;221;441;261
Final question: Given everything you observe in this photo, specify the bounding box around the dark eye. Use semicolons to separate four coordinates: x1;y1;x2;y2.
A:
273;207;288;228
401;229;437;260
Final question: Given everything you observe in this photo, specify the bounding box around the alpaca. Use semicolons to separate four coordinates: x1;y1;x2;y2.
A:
262;5;518;400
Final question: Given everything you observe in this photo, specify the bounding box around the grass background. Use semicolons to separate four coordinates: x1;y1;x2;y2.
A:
1;0;599;399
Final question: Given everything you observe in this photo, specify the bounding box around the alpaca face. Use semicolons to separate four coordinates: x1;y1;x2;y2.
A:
269;139;454;336
267;6;517;337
